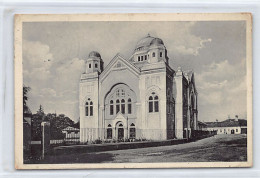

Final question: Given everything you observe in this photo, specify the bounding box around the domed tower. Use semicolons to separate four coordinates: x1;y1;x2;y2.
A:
132;34;169;66
85;51;104;74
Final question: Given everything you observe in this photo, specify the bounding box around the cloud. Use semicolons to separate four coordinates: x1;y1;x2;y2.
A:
196;58;247;121
39;88;57;98
174;38;212;56
23;40;54;69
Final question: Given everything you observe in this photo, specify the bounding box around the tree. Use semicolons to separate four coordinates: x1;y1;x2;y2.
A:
23;85;31;114
37;105;44;116
73;120;80;129
45;113;75;139
31;105;45;140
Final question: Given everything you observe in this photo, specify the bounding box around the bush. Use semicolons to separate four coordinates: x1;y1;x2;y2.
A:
92;138;102;144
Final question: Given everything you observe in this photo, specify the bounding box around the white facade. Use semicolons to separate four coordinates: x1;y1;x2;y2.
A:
79;34;198;142
205;127;241;134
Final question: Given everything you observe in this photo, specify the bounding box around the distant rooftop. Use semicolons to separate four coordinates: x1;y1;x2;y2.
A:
205;119;247;128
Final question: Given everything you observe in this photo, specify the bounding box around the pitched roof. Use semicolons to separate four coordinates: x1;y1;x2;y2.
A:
205;119;247;128
198;121;207;126
100;53;140;82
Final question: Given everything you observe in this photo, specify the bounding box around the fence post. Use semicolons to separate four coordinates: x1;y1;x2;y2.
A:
41;121;50;159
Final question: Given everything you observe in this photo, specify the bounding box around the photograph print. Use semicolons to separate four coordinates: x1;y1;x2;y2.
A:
15;13;252;169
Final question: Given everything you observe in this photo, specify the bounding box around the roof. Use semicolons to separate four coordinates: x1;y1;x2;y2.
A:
88;51;101;58
135;34;164;50
198;121;207;126
62;126;79;131
205;119;247;128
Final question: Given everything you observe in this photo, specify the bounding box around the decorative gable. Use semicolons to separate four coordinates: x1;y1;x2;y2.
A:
100;53;140;82
114;61;125;69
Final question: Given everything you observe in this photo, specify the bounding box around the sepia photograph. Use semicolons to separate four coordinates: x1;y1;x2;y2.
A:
14;13;252;169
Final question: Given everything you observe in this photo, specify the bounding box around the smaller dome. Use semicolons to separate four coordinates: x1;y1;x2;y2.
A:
151;38;164;46
88;51;101;58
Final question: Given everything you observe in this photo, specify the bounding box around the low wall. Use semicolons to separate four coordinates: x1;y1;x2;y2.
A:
52;139;187;156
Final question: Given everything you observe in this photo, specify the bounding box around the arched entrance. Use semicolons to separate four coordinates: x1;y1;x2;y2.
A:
116;122;124;140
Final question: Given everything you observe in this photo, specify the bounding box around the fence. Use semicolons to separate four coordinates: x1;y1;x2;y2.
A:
31;138;80;146
79;128;194;143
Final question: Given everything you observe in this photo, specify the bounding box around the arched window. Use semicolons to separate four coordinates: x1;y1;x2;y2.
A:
110;100;114;115
107;124;112;139
154;96;159;112
128;98;132;114
116;99;120;114
130;123;136;139
89;63;91;68
148;95;159;113
85;102;89;116
85;99;93;116
95;63;98;68
149;96;153;112
160;52;163;57
121;99;125;114
152;52;155;57
90;101;93;116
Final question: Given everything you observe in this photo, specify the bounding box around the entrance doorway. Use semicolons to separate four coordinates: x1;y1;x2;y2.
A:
118;128;124;139
231;129;235;134
116;122;124;140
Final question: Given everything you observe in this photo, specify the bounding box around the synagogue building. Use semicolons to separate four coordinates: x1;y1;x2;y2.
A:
79;34;198;142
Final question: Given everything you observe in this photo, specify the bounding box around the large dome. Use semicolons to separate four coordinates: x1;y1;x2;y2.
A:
88;51;101;58
135;34;164;50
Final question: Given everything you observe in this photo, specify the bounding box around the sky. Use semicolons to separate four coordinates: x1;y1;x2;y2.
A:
22;21;247;122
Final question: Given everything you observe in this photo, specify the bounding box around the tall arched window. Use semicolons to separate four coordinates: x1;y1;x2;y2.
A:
108;88;133;115
85;102;89;116
121;99;125;114
107;124;112;139
116;99;120;114
89;63;91;68
110;100;114;115
148;94;159;113
128;98;132;114
149;96;153;112
90;101;93;116
154;96;159;112
152;52;155;57
85;99;93;116
130;123;136;139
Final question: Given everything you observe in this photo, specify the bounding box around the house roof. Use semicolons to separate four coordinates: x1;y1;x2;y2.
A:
62;126;79;131
198;121;207;126
205;119;247;128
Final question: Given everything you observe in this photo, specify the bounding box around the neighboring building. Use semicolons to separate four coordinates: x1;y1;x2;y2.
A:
79;34;198;142
197;121;207;131
205;119;247;135
62;126;80;139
